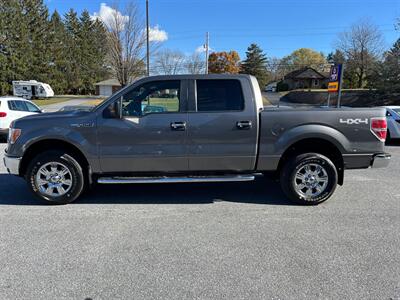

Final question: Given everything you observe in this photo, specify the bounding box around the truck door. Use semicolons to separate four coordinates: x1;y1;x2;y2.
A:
187;78;259;171
97;79;189;173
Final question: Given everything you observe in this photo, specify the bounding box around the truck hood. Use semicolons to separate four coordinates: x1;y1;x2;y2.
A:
13;110;93;128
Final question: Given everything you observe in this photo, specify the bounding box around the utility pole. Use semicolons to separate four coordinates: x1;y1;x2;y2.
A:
146;0;150;77
205;32;209;74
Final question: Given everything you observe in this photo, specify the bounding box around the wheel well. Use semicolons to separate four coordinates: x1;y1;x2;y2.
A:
277;138;344;185
20;139;90;180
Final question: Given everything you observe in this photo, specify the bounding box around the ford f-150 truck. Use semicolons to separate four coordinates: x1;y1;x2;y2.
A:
3;75;391;205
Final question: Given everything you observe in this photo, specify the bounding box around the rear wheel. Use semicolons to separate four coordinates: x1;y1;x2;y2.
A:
26;151;85;204
280;153;338;205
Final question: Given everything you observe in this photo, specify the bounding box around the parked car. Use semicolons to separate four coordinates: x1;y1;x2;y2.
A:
385;106;400;140
0;96;42;139
3;75;390;205
265;82;277;92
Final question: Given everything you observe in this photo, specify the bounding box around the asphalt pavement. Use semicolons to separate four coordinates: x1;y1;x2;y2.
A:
0;142;399;299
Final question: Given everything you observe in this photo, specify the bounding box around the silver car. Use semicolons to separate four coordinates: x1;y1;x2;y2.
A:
385;106;400;140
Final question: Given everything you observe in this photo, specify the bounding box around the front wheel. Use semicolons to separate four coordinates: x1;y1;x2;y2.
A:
280;153;338;205
26;151;85;204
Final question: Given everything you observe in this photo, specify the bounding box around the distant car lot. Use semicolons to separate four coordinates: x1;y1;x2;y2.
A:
0;142;399;299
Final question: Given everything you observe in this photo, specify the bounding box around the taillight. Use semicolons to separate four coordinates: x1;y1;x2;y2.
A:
0;112;6;117
370;117;387;142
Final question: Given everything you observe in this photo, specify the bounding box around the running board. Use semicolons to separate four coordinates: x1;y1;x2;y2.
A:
97;174;256;184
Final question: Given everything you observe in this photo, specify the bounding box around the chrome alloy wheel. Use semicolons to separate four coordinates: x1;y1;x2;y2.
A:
293;163;329;198
35;162;73;197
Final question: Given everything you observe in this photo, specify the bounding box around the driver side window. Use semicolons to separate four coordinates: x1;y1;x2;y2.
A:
122;80;181;117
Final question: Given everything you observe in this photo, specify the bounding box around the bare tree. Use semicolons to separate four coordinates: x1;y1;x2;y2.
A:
103;2;151;86
335;19;384;88
153;49;185;75
185;52;205;74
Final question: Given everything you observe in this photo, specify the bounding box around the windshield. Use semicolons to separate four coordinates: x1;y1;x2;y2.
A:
393;108;400;116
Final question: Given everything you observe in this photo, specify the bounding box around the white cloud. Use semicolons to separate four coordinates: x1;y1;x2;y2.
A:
149;26;168;42
91;4;168;42
195;45;213;53
90;3;129;28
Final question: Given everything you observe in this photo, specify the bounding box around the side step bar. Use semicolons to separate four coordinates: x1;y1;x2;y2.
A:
97;174;256;184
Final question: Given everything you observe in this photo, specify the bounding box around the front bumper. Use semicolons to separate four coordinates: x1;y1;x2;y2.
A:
3;155;21;175
371;153;391;168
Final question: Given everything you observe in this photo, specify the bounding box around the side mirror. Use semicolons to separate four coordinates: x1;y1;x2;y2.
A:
103;97;123;119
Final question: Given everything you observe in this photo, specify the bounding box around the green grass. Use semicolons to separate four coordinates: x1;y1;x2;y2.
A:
146;97;179;111
32;97;73;106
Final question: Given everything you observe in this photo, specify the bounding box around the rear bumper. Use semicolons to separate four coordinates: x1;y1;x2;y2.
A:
370;153;391;168
3;155;21;175
343;153;391;169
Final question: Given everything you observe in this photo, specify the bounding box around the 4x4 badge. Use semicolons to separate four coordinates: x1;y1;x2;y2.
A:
339;118;368;125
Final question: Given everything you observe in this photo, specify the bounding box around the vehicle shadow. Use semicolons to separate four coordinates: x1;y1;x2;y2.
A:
386;139;400;146
0;174;295;206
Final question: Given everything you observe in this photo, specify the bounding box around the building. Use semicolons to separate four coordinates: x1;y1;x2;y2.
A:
282;67;328;90
95;79;122;96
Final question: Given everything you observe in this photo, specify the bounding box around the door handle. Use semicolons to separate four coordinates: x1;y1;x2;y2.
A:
170;122;186;131
236;121;252;130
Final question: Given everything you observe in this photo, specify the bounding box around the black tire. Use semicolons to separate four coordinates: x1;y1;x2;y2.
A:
26;151;85;204
280;153;338;205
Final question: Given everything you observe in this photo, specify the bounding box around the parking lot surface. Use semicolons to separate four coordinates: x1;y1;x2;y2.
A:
0;142;399;299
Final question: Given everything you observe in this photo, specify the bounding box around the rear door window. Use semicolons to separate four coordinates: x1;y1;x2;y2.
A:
8;100;29;112
196;79;244;112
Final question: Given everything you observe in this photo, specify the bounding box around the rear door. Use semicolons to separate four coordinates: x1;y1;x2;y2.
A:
187;78;259;171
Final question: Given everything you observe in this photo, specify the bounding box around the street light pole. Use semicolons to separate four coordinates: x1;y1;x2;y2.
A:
146;0;150;77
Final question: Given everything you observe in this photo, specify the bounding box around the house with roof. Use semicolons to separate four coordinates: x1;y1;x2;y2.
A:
281;67;329;90
95;79;122;96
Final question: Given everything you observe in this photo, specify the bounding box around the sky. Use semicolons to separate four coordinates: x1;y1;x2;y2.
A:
46;0;400;59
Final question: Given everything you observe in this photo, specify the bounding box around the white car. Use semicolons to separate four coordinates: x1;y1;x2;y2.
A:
385;106;400;140
0;96;42;139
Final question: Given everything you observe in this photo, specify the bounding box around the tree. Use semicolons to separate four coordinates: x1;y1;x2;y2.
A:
64;9;83;93
327;50;345;64
102;2;148;86
370;39;400;92
47;10;69;93
240;44;269;87
335;19;384;88
153;49;185;75
279;48;327;75
78;10;108;94
185;53;205;74
208;51;241;74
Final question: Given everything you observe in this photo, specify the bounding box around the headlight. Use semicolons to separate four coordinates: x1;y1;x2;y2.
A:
8;128;22;144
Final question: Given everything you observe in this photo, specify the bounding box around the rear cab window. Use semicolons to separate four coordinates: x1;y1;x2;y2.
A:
195;79;245;112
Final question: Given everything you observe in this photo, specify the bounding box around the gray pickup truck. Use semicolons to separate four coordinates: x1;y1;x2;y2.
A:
3;74;390;205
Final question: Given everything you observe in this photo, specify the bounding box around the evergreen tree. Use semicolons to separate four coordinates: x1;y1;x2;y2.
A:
371;39;400;92
78;10;108;94
64;9;82;94
240;44;270;88
25;0;50;82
